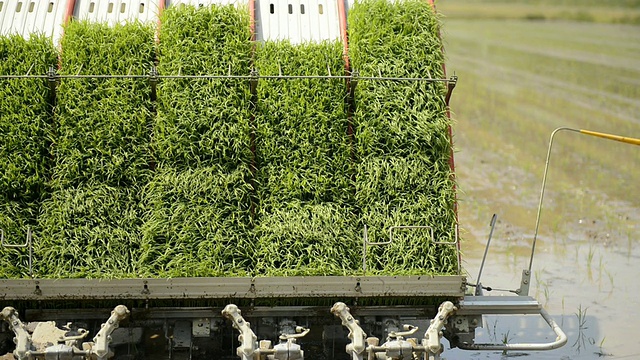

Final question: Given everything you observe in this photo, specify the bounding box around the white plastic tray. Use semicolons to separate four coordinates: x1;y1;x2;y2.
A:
0;0;71;45
255;0;340;43
73;0;162;26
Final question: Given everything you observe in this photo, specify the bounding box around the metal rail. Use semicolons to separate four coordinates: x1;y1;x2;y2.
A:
362;225;460;274
457;307;567;351
0;275;465;300
0;73;455;82
455;296;567;351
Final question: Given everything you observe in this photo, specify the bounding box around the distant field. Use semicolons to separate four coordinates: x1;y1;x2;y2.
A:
442;19;640;237
437;0;640;23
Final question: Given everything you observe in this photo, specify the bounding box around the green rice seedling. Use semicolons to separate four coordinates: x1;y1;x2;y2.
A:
253;40;357;275
349;0;458;274
144;4;254;277
349;0;449;158
0;34;57;200
155;4;252;170
38;21;155;278
254;40;351;205
254;201;359;276
0;34;57;278
140;165;253;277
37;183;146;278
52;20;155;189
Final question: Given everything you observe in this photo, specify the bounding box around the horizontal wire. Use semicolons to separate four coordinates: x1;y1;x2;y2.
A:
0;73;453;82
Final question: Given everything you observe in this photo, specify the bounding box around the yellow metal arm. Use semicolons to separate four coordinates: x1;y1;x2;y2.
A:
579;129;640;146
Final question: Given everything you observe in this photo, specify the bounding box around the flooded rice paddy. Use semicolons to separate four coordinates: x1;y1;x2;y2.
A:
442;19;640;359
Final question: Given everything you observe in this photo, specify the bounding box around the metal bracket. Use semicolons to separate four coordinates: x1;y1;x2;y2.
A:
47;66;58;106
1;227;33;277
279;326;310;341
222;304;258;360
249;69;259;94
444;75;457;107
423;301;457;357
149;66;158;102
388;324;418;340
349;69;359;99
91;305;130;360
331;302;366;358
518;269;531;296
1;307;33;360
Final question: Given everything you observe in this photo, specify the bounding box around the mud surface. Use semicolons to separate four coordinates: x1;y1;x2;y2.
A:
443;19;640;359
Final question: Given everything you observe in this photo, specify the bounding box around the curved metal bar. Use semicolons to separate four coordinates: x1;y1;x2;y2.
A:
331;302;366;359
457;307;567;351
528;127;579;275
1;227;33;277
528;126;640;275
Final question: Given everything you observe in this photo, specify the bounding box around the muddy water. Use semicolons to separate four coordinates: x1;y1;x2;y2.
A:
442;19;640;359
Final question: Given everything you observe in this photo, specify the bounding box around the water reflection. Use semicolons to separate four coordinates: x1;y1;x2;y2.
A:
457;212;639;359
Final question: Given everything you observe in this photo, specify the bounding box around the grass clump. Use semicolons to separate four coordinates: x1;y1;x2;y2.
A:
349;0;458;274
145;4;254;276
38;21;155;278
0;34;57;278
253;40;358;275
